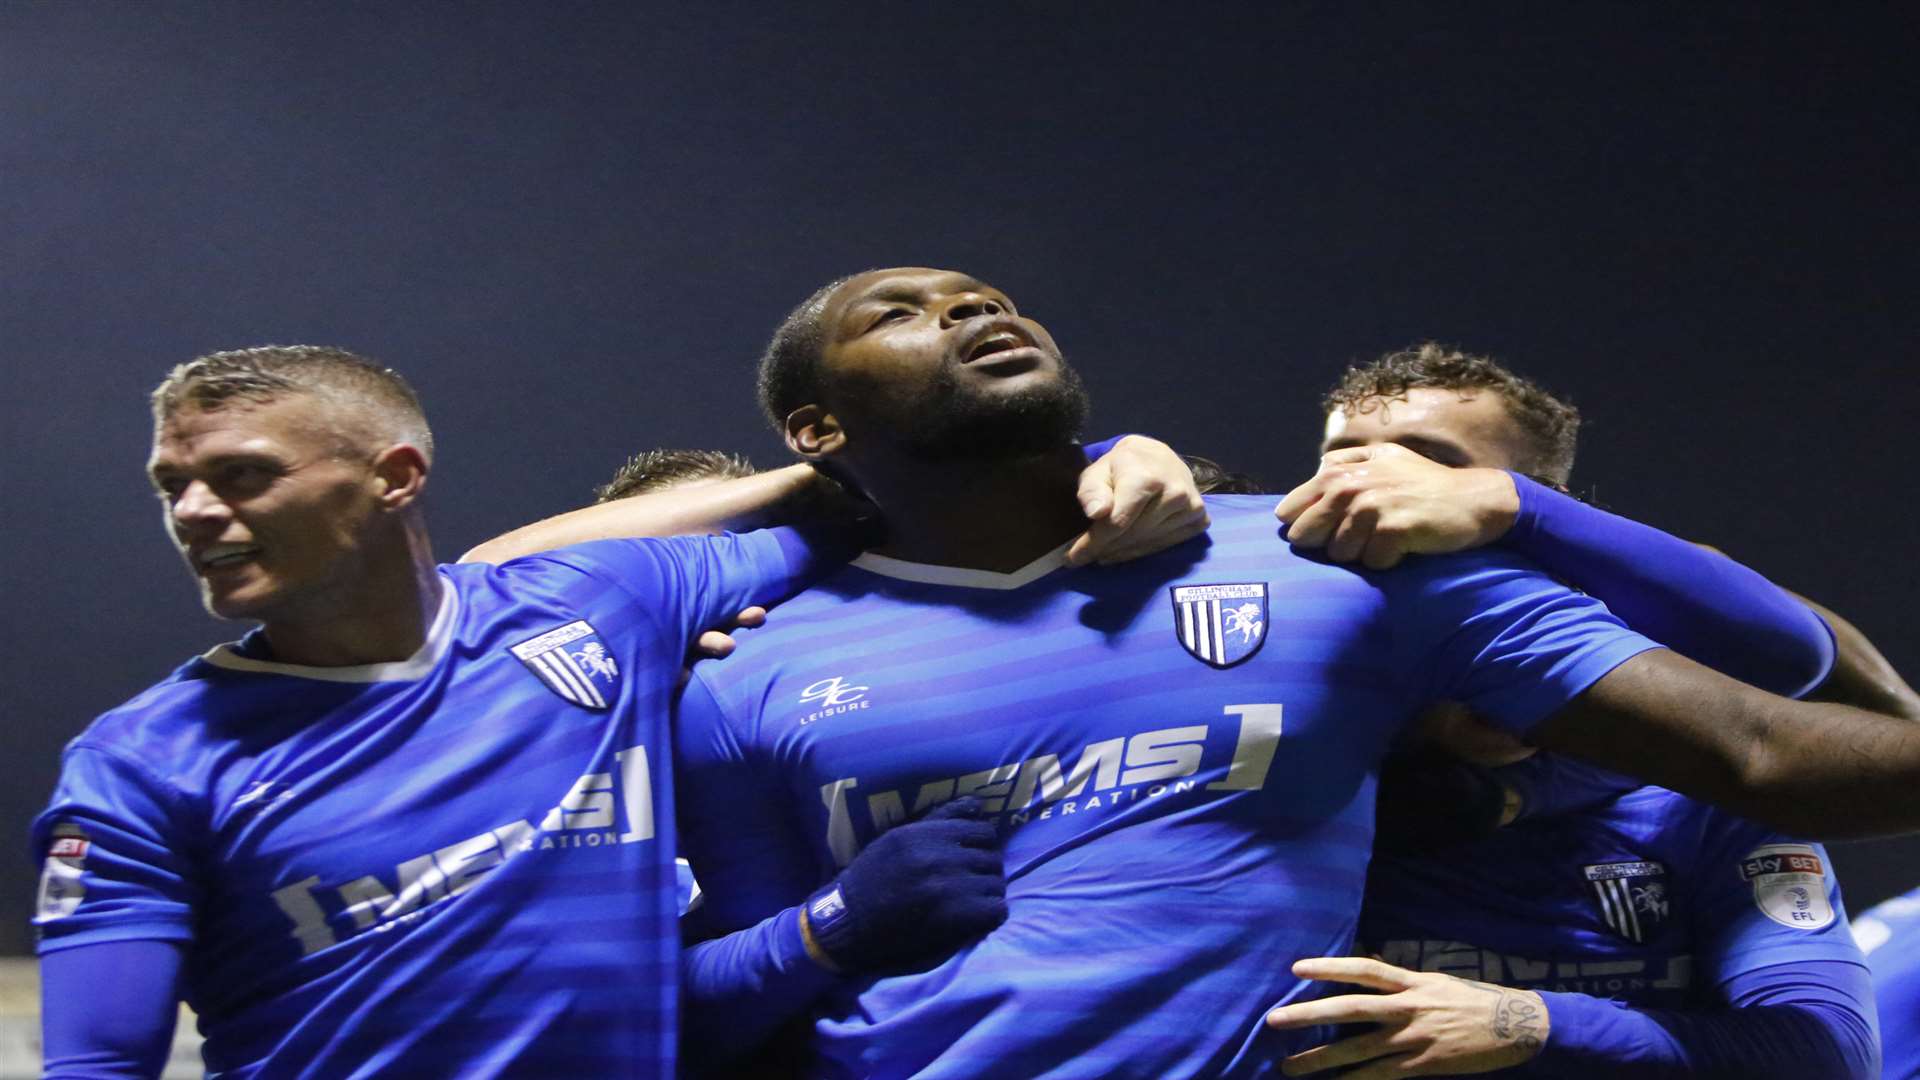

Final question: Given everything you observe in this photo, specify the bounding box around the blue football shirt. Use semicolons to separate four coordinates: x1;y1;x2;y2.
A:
1362;779;1862;1014
675;496;1659;1079
32;530;818;1079
1856;885;1920;1080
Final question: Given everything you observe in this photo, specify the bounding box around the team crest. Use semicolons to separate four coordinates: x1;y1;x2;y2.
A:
1584;860;1670;943
1170;583;1268;668
511;621;621;709
1739;843;1835;930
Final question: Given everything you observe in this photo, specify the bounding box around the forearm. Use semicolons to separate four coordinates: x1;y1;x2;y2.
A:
1793;592;1920;719
461;464;821;563
681;905;839;1069
1503;476;1834;697
1532;961;1879;1078
1533;649;1920;838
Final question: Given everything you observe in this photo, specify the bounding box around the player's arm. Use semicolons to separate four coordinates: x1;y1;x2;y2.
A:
1378;551;1920;840
1794;591;1920;719
1532;649;1920;838
1279;444;1835;696
41;941;182;1079
1265;955;1878;1078
33;746;200;1079
461;464;828;563
461;435;1205;567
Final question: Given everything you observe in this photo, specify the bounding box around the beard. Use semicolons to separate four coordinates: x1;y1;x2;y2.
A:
893;356;1092;463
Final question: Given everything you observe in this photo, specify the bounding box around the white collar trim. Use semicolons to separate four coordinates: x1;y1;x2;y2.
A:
200;583;460;683
850;542;1072;591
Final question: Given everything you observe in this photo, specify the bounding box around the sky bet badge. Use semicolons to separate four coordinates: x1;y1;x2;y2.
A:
512;620;621;709
1740;843;1835;930
1170;583;1268;668
1584;860;1670;943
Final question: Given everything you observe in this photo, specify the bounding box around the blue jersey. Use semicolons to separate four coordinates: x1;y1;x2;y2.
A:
31;531;817;1079
675;496;1658;1079
1362;777;1861;1010
1856;886;1920;1079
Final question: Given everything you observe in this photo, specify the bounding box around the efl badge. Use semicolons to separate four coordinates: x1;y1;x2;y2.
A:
1170;583;1268;668
35;823;90;921
1584;860;1670;943
512;621;621;710
1740;843;1835;930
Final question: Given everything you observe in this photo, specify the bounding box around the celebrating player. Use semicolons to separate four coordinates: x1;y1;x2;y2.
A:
647;268;1920;1076
1268;344;1906;1077
31;343;1204;1078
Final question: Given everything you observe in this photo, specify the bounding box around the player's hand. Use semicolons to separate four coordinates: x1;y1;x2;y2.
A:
693;607;767;660
1068;435;1208;566
1265;957;1548;1077
800;797;1008;975
1273;444;1519;569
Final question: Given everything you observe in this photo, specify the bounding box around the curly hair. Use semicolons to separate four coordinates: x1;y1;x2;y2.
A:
150;344;434;461
594;448;758;503
1323;343;1579;484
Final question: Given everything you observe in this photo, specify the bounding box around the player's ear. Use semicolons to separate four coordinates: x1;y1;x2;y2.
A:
785;405;846;462
370;443;430;509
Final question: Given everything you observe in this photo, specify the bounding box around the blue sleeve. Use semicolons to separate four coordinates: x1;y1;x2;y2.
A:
506;525;851;652
675;670;842;1067
1502;475;1835;698
31;746;199;953
40;939;182;1078
1531;959;1879;1078
1080;433;1134;460
1375;550;1663;735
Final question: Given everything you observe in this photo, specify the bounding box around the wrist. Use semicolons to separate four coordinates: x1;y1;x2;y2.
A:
797;885;849;973
1470;468;1521;543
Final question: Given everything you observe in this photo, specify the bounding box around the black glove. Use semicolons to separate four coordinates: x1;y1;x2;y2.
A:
804;797;1008;974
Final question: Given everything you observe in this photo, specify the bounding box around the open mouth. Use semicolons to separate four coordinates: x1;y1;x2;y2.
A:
965;330;1035;363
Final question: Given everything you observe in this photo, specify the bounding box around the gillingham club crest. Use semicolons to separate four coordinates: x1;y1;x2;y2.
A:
1583;860;1671;943
1170;583;1268;668
512;620;622;709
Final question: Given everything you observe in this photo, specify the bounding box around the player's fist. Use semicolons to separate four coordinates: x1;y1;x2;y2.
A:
1274;444;1519;569
801;797;1008;975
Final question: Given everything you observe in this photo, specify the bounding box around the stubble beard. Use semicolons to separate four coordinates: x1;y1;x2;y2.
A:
894;357;1092;464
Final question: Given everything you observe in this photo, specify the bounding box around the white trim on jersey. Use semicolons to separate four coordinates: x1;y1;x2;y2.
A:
200;580;460;683
850;542;1071;591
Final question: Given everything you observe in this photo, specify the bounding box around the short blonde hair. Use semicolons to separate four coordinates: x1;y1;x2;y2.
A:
151;345;434;461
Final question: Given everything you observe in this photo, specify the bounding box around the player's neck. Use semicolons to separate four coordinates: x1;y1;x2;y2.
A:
858;446;1088;573
261;529;445;667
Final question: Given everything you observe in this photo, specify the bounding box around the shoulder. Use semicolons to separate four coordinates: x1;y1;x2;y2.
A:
70;652;237;757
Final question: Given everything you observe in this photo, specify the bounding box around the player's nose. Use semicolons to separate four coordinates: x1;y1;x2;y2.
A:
170;480;233;532
937;291;1005;328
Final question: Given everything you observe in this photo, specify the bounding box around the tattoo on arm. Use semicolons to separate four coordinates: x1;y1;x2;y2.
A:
1451;976;1547;1054
1492;990;1545;1052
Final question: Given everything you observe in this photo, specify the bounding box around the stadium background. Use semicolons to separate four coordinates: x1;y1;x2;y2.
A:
0;5;1913;1069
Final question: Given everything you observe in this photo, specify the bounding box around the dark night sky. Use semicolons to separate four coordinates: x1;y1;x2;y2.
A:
2;4;1916;956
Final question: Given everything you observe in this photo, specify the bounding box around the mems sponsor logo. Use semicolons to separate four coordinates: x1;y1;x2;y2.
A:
269;744;657;954
817;705;1284;866
1376;938;1694;996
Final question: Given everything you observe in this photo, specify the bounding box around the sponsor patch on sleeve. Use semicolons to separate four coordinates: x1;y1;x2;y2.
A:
35;823;91;921
1739;842;1834;930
